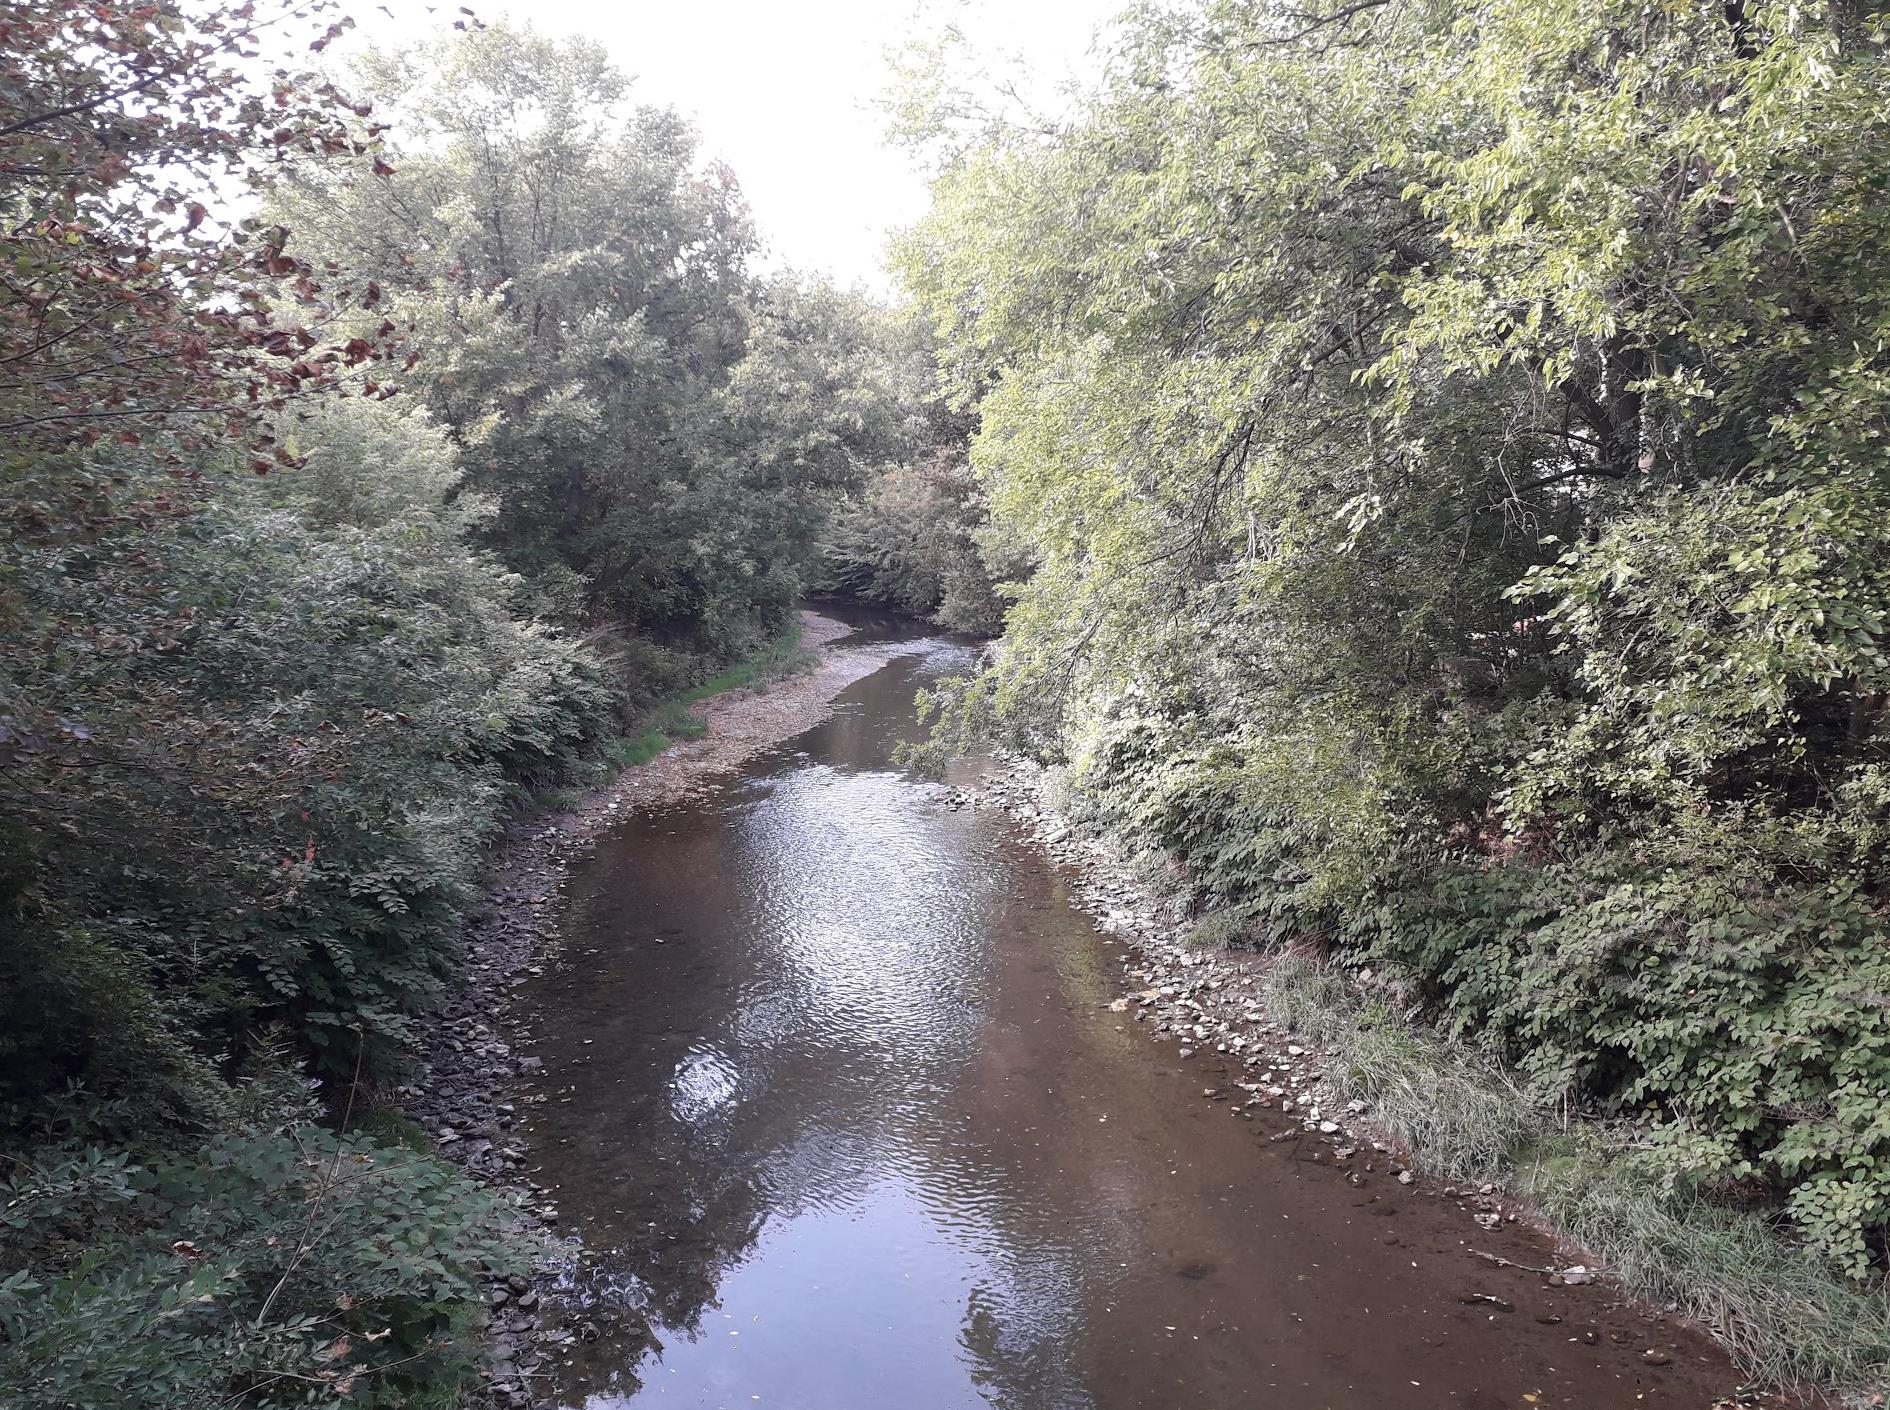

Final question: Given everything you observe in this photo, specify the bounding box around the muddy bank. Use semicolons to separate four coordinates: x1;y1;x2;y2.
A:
397;609;908;1408
501;636;1769;1410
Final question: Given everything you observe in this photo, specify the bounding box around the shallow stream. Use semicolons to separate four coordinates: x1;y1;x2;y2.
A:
518;618;1739;1410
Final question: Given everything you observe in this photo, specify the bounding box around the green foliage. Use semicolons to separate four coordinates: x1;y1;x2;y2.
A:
900;0;1890;1276
1;7;942;1406
276;32;922;653
3;7;917;1127
819;446;1015;635
3;394;616;1113
1375;849;1890;1279
0;1125;536;1409
814;323;1016;635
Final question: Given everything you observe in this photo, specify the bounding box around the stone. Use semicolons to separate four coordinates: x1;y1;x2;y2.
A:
1459;1294;1515;1312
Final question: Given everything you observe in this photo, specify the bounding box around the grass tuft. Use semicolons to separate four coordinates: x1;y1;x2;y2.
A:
1527;1149;1890;1394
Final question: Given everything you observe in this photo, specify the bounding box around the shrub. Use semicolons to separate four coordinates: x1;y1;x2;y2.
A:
1374;850;1890;1278
0;1126;536;1409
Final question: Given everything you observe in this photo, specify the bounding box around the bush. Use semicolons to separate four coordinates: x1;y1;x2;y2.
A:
1374;849;1890;1278
2;398;617;1118
0;1122;536;1410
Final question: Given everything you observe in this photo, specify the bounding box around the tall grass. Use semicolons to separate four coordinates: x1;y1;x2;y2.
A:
1262;954;1890;1399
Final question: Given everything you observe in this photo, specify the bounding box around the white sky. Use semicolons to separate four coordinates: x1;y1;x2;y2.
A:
351;0;1124;291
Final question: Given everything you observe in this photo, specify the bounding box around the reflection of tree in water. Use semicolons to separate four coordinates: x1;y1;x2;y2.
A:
542;1065;761;1398
959;1277;1093;1410
542;1003;900;1400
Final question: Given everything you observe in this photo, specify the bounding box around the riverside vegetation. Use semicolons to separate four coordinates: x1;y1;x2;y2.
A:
895;0;1890;1394
0;7;985;1406
4;0;1889;1405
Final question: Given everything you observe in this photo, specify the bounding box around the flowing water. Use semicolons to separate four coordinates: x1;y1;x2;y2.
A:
517;618;1742;1410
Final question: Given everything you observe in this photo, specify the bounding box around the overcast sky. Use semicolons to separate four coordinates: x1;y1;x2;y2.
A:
354;0;1123;291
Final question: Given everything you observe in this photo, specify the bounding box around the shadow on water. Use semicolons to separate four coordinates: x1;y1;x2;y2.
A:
516;623;1743;1410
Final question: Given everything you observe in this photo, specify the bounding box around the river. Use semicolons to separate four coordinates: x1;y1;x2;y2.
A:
514;617;1742;1410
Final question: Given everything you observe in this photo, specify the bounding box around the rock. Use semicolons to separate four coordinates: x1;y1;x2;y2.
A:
1459;1294;1515;1312
1558;1265;1595;1286
1642;1349;1671;1366
1396;1170;1415;1185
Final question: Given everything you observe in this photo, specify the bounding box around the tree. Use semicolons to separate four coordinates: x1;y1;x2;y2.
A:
277;26;759;640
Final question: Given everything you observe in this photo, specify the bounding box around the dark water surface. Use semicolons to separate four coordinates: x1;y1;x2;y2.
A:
518;624;1741;1410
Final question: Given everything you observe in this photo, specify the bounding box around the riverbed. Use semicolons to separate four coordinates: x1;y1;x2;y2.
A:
513;617;1746;1410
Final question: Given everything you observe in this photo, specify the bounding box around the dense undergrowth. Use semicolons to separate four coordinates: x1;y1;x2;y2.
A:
897;0;1890;1370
